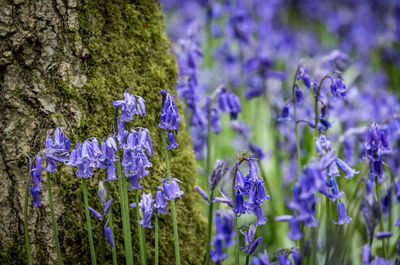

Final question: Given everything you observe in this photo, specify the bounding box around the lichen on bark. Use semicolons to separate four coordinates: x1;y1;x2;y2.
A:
0;0;206;264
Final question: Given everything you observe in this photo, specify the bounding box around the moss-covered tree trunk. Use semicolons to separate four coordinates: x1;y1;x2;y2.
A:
0;0;206;264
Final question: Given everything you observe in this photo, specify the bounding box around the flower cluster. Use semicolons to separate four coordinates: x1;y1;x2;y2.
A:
112;90;146;122
160;89;181;149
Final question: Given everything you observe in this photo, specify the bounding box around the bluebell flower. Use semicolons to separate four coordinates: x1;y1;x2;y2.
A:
334;201;352;225
297;65;312;89
112;91;146;122
336;158;359;179
31;155;42;192
217;87;242;120
104;226;115;248
252;250;270;265
315;135;331;154
88;206;103;221
295;89;304;105
43;127;70;172
210;106;222;133
210;211;235;262
254;206;268;226
226;0;255;45
138;192;154;228
362;244;371;265
163;178;184;200
374;232;392;239
194;186;209;203
128;175;143;190
159;89;180;134
330;77;347;97
289;217;303;241
154;188;169;214
240;224;262;256
209;160;227;191
167;131;178;150
210;238;227;262
233;191;246;216
277;105;290;122
30;185;42;208
68;140;97;178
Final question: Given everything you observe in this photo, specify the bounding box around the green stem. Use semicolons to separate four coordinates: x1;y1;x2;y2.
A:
155;215;159;265
104;181;118;265
161;131;181;265
24;162;33;265
245;255;250;265
47;172;62;265
231;166;239;265
374;176;386;258
292;66;302;175
205;190;215;265
82;178;97;265
314;75;330;141
135;190;147;265
100;220;105;265
115;147;134;265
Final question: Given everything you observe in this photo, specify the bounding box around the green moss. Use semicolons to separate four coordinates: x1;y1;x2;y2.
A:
42;0;206;264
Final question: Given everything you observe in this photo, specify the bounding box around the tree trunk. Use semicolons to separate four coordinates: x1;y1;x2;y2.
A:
0;0;206;264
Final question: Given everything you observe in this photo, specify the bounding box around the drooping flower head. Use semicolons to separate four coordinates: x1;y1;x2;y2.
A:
163;178;184;201
217;86;242;120
112;90;146;122
159;89;180;134
138;192;154;228
68;139;98;178
43;127;70;172
159;89;181;149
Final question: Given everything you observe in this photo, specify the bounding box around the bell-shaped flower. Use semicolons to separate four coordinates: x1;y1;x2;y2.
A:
154;189;168;214
104;226;115;248
159;89;180;134
163;178;184;200
334;201;352;225
336;158;359;179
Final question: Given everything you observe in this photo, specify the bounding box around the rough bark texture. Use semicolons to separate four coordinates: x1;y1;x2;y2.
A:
0;0;206;264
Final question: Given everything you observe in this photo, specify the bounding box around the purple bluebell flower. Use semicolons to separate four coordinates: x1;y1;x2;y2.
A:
209;160;227;191
128;175;143;190
217;87;242;120
43;127;70;172
163;178;184;201
138;192;154;228
104;226;115;248
88;206;103;221
336;158;359;179
226;0;255;45
277;105;290;122
254;206;268;226
210;238;227;262
297;65;312;89
330;77;347;98
31;155;42;192
334;201;352;225
112;91;146;122
288;217;303;241
154;188;168;215
374;232;392;239
194;186;209;203
252;250;270;265
362;244;371;265
159;89;180;134
315;135;331;154
240;224;262;256
233;191;246;216
104;198;113;216
68;140;97;178
30;185;42;208
396;215;400;226
295;89;304;105
167;131;178;150
210;211;235;262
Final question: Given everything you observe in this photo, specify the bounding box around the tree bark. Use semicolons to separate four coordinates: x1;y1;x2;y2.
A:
0;0;206;264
